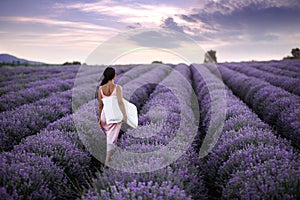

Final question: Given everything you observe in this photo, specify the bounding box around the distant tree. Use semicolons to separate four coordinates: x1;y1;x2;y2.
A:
291;48;300;59
72;61;81;65
152;61;163;64
283;48;300;60
204;50;217;63
62;61;81;66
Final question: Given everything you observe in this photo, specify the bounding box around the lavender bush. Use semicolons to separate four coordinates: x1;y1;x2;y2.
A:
13;129;91;189
267;59;300;73
253;61;300;78
0;78;74;112
191;64;300;199
0;66;78;88
0;66;131;152
0;90;72;151
0;151;74;199
0;69;76;96
223;61;300;95
0;65;133;199
0;61;299;199
83;179;193;200
81;64;207;199
217;66;300;148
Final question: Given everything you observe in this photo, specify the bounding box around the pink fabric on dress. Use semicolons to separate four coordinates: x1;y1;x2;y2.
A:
100;85;122;151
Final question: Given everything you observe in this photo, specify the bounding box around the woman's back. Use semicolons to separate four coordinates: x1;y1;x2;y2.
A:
100;84;117;98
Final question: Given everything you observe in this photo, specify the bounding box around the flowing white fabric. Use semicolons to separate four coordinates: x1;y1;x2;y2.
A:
102;96;138;128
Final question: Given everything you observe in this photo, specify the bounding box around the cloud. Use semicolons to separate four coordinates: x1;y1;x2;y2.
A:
194;0;300;15
160;17;214;42
0;15;120;60
55;0;188;27
54;0;213;40
128;30;181;48
178;0;300;43
127;22;142;29
1;0;299;63
179;14;197;23
160;17;185;33
0;15;119;48
0;16;117;32
249;33;279;42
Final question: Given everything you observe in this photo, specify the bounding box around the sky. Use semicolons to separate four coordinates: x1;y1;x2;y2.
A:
0;0;300;64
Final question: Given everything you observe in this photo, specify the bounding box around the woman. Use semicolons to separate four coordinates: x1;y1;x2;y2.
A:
98;67;127;167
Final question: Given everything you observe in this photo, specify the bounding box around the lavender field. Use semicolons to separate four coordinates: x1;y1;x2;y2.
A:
0;59;299;200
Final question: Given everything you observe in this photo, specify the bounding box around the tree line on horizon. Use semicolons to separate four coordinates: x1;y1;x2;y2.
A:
1;48;299;67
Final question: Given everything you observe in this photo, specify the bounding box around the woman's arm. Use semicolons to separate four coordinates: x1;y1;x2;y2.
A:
98;86;103;123
116;85;127;122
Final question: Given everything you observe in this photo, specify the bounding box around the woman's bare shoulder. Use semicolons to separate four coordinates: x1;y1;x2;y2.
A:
115;84;123;96
115;84;122;90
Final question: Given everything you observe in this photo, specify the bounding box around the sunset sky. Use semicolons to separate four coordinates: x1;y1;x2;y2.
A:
0;0;300;64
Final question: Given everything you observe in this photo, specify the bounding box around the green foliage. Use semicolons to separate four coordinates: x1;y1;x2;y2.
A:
152;60;163;64
204;50;217;63
0;62;53;67
283;47;300;60
62;61;81;66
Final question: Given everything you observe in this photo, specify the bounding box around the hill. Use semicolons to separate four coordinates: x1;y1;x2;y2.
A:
0;54;45;65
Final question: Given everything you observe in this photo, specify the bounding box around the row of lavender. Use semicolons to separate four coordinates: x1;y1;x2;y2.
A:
0;65;133;151
0;64;166;199
227;59;300;75
223;60;300;78
0;66;64;84
213;64;300;148
0;65;133;97
256;59;300;74
2;61;298;199
191;64;300;199
222;59;300;96
71;64;173;166
0;69;74;96
0;66;78;92
0;65;126;111
0;66;78;96
0;78;74;112
56;64;172;198
80;64;208;199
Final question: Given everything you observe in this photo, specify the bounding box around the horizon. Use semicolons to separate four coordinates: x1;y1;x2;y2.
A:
1;0;300;64
0;52;291;66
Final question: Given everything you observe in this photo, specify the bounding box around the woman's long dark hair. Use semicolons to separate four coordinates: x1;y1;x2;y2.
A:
100;67;116;86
